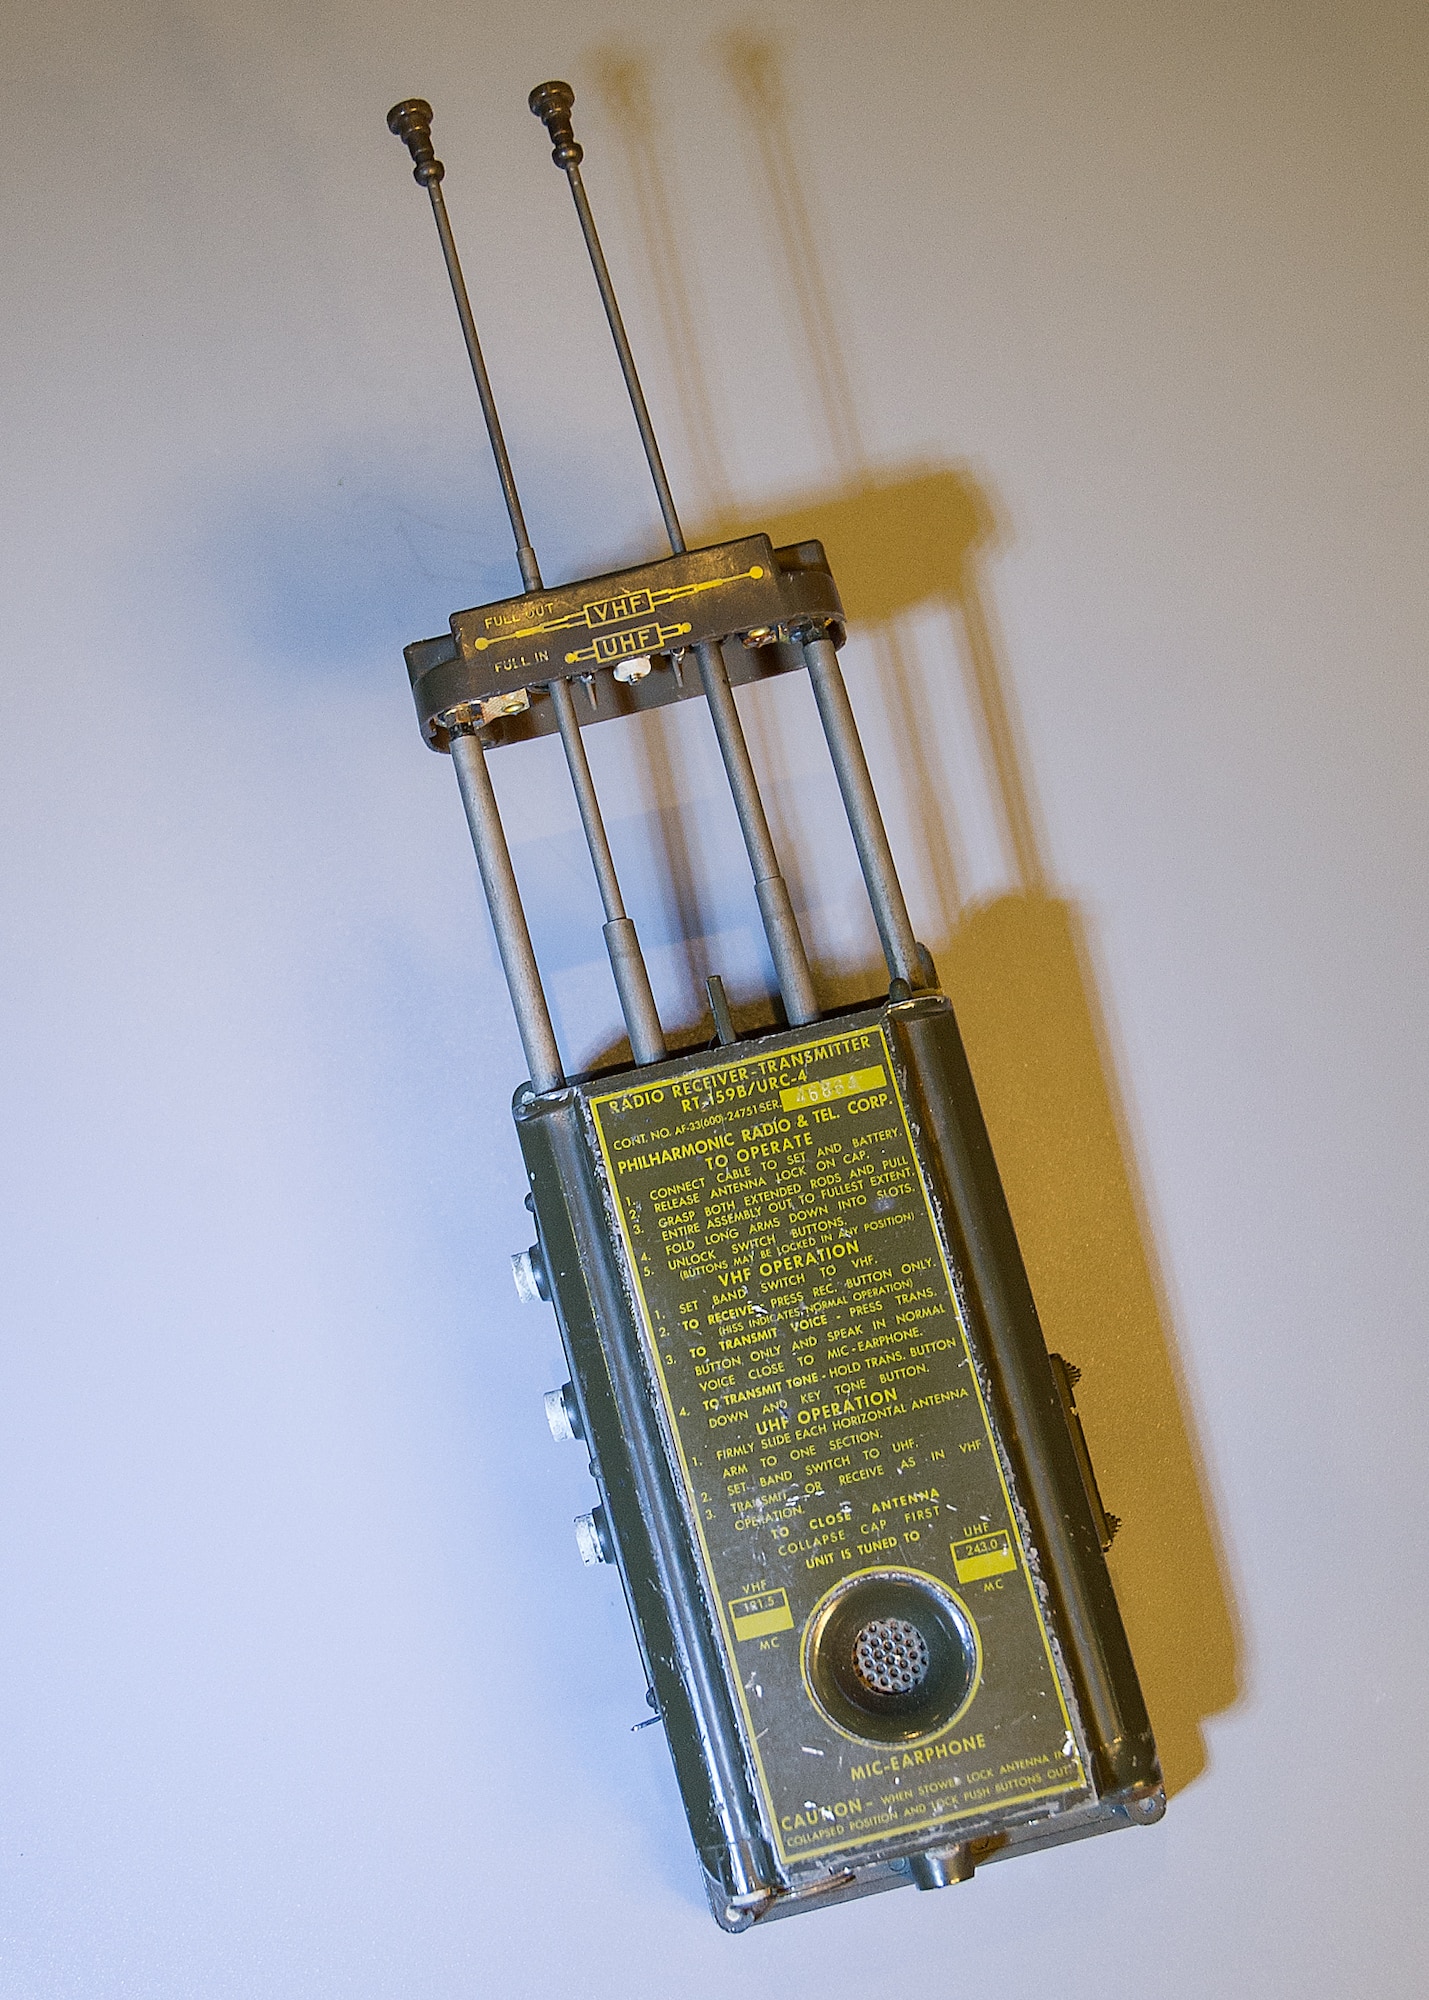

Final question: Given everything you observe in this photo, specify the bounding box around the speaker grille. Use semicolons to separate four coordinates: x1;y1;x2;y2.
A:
851;1616;930;1698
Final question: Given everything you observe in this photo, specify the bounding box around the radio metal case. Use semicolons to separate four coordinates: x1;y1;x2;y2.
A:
516;994;1161;1928
385;85;1163;1931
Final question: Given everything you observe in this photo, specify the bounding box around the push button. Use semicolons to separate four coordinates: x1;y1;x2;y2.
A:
543;1383;583;1441
510;1243;550;1304
574;1508;613;1567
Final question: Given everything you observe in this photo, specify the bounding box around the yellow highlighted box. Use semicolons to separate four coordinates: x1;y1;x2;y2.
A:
781;1065;886;1112
729;1588;795;1640
952;1531;1017;1583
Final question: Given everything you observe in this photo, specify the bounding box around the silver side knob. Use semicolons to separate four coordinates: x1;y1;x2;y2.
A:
909;1843;975;1890
511;1243;548;1304
574;1509;612;1567
544;1384;582;1442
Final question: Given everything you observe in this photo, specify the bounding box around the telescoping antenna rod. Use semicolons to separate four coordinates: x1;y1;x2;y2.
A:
529;81;821;1028
388;99;667;1079
528;82;928;1005
387;100;541;595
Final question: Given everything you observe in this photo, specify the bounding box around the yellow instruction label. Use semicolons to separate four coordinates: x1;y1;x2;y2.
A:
587;1020;1089;1865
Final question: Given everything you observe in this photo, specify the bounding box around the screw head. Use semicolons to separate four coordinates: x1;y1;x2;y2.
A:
528;78;575;119
387;96;433;136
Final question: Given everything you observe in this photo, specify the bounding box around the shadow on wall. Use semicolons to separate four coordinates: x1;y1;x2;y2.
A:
588;31;1239;1798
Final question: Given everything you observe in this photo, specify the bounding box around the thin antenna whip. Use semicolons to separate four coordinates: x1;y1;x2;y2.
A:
388;99;543;592
529;82;685;556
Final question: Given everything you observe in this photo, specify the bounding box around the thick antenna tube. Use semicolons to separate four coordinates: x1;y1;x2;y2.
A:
388;100;543;593
802;634;923;989
696;642;819;1025
449;725;564;1093
529;82;685;555
547;677;667;1065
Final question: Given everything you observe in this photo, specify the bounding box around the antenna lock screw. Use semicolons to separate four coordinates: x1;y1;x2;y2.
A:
387;98;445;185
529;80;583;168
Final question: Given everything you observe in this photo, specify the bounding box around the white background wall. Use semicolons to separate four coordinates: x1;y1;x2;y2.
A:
2;3;1425;1994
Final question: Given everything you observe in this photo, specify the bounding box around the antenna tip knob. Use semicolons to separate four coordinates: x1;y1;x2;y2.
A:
387;98;444;184
529;79;582;168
